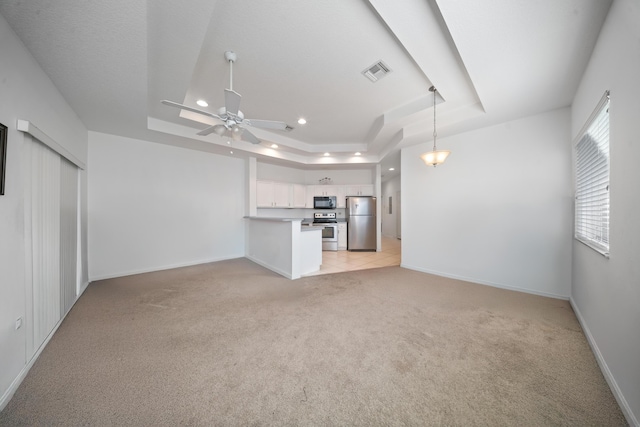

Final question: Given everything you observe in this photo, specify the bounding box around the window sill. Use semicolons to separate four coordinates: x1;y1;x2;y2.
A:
575;237;610;258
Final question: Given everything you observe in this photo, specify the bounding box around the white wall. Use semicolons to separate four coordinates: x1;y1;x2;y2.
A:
256;161;375;186
570;0;640;423
0;13;88;408
304;168;374;185
381;175;401;238
88;132;246;280
402;108;572;299
257;162;306;183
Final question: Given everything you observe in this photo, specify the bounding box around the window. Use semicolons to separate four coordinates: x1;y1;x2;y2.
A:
574;91;610;256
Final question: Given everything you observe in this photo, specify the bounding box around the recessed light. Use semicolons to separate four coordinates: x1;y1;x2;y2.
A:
324;152;330;156
298;118;307;125
389;168;395;171
196;99;208;107
227;140;231;145
230;151;233;154
355;152;361;156
271;144;279;149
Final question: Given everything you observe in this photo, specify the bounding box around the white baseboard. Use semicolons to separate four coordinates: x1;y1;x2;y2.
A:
245;255;294;279
0;280;91;412
0;332;54;412
570;298;638;427
88;254;244;282
400;263;569;300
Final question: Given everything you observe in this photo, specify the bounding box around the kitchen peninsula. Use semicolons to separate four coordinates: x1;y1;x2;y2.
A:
243;217;322;279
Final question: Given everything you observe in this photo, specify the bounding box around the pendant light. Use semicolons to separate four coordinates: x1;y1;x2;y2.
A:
420;86;450;166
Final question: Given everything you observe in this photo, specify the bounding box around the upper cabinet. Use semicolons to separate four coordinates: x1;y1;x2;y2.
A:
309;185;337;197
292;184;307;208
335;186;347;208
256;181;273;207
273;182;291;207
344;185;374;197
306;185;337;208
257;181;374;209
257;181;295;208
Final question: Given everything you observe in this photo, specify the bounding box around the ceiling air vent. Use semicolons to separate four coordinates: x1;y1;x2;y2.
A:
362;60;391;82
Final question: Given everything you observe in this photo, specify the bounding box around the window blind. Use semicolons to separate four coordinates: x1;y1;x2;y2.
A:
574;91;610;256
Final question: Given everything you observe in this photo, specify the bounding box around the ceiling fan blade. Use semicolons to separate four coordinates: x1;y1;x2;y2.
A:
197;124;227;136
240;128;261;144
245;119;288;131
161;100;222;120
224;89;242;116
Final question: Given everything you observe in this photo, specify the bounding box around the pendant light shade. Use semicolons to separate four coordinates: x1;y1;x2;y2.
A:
421;86;450;167
421;149;450;166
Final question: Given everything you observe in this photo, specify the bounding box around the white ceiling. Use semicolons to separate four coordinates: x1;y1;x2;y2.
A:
0;0;612;180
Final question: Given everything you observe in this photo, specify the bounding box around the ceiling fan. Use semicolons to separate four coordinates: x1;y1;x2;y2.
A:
161;51;288;144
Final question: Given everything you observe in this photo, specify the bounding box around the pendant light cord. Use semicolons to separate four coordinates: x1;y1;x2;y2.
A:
420;85;449;167
432;87;438;151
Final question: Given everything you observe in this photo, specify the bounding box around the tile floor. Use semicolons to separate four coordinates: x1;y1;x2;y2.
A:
305;236;401;276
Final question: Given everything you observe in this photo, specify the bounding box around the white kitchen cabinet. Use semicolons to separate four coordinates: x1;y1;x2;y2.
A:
306;190;314;210
305;185;316;208
273;182;291;207
260;181;373;209
335;186;347;208
337;223;347;250
256;181;275;207
360;185;374;196
292;184;307;208
307;185;339;208
257;180;294;207
313;185;337;197
345;184;374;197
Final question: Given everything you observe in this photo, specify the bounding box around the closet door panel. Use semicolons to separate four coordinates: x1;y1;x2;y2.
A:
60;159;78;315
29;139;61;352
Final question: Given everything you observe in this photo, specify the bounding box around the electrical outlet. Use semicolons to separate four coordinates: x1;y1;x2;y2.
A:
15;317;22;330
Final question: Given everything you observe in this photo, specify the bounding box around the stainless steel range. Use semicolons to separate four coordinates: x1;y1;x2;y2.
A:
313;212;338;251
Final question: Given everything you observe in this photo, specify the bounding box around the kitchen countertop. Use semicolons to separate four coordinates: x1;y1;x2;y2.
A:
244;216;345;229
243;216;304;222
243;216;324;231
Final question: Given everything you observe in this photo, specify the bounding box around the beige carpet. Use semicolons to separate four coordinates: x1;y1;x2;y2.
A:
0;259;627;426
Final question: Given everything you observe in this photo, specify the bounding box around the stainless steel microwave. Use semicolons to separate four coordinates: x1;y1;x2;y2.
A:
313;196;337;209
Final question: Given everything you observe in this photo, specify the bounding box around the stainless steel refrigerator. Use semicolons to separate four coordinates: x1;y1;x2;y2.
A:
346;196;376;251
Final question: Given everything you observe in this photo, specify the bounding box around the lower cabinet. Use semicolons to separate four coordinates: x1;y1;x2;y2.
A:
337;223;347;250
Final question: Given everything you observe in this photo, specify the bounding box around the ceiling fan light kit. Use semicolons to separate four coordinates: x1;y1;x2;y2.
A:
421;86;450;167
161;51;289;145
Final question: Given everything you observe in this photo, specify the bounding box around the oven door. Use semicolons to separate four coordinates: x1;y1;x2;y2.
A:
316;223;338;251
320;224;337;241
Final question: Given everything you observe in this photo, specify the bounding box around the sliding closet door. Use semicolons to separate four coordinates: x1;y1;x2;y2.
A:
25;136;61;355
60;158;78;315
23;134;80;358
